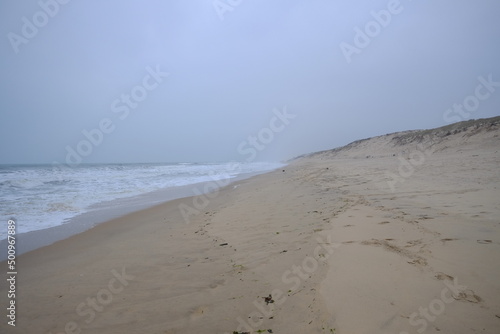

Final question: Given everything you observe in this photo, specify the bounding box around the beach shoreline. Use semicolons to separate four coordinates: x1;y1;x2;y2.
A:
0;169;278;260
1;118;499;333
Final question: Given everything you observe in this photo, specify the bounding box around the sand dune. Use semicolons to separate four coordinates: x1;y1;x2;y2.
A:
1;116;499;333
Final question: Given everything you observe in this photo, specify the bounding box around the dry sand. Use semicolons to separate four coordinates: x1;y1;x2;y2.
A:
1;117;499;333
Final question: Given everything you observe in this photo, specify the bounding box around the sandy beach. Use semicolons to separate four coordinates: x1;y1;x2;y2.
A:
1;117;499;334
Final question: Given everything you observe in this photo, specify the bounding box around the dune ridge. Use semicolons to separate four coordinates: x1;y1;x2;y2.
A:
298;116;500;160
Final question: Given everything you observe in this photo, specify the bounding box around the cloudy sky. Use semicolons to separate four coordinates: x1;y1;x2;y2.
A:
1;0;499;164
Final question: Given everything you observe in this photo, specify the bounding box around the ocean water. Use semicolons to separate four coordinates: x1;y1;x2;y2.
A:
0;162;284;239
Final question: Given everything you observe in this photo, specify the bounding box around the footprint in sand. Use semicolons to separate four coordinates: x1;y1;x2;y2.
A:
434;273;482;303
209;279;226;289
477;240;492;244
453;290;482;303
441;238;458;243
435;272;454;281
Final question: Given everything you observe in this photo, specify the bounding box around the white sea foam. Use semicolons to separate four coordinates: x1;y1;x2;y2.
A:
0;162;284;239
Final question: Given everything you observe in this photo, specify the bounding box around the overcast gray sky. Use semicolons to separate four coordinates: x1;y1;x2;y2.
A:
1;0;499;164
